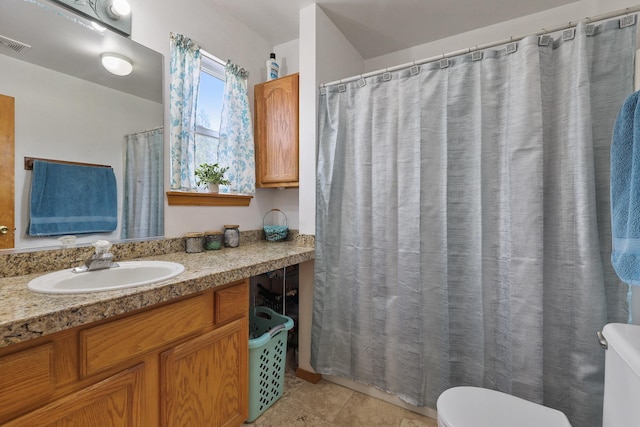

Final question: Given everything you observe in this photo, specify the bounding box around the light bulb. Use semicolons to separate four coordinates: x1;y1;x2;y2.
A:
107;0;131;19
101;53;133;76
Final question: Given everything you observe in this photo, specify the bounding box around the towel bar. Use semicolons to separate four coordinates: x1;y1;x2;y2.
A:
24;157;111;170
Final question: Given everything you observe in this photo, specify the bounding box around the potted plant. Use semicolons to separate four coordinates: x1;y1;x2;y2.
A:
195;163;230;193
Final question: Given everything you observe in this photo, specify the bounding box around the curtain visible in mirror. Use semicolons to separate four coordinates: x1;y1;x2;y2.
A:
121;127;164;239
218;61;255;194
169;33;201;190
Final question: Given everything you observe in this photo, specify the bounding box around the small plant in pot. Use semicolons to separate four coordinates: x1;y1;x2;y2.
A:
195;163;230;193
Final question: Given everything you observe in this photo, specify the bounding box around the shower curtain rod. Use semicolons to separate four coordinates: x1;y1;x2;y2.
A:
321;5;640;88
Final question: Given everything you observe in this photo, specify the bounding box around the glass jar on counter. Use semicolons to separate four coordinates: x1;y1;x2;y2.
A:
204;231;223;250
185;232;204;253
223;225;240;248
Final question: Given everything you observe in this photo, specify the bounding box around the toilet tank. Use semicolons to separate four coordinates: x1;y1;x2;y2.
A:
602;323;640;427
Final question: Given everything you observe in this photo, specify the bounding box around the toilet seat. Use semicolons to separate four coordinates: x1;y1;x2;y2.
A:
437;386;572;427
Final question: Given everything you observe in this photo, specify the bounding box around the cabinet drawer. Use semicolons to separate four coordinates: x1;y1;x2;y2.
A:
215;280;248;325
80;295;207;377
0;342;55;420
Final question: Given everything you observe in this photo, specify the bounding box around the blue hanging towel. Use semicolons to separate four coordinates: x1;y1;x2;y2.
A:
28;160;117;236
611;90;640;324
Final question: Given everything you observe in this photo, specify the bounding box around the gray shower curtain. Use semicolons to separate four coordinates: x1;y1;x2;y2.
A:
121;127;164;239
313;19;636;427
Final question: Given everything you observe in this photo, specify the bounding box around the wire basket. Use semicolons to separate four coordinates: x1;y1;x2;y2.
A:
263;209;288;242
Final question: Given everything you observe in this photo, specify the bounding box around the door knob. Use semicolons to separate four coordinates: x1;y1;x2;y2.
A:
0;226;8;235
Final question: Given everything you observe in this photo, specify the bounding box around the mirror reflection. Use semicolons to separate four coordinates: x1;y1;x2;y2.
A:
0;0;164;250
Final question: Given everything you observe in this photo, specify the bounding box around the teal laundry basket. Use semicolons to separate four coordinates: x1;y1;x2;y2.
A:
247;306;294;422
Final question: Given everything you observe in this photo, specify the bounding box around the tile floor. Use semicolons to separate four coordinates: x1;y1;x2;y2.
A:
244;366;439;427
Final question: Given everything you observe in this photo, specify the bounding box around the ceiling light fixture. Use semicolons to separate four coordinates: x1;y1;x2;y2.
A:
101;53;133;76
106;0;131;19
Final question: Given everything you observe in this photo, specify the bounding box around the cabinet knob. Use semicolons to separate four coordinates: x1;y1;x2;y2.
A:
0;226;8;235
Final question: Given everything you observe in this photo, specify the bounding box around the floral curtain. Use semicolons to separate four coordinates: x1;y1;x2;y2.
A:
169;33;201;190
121;127;164;239
218;61;255;194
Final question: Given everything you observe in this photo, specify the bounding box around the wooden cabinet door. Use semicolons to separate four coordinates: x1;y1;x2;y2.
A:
0;94;15;249
160;318;248;427
4;364;145;427
254;73;299;188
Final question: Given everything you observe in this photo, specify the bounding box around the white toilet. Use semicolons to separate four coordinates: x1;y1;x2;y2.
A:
436;323;640;427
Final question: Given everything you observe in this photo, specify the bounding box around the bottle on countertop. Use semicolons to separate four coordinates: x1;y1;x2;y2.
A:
266;52;279;81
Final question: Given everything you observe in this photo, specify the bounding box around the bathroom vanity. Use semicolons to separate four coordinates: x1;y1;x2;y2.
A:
0;238;314;426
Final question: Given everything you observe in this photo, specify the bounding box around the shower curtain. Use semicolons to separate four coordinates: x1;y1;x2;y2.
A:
313;19;636;427
121;127;164;239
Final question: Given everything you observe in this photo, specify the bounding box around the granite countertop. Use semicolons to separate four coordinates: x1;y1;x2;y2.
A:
0;241;314;348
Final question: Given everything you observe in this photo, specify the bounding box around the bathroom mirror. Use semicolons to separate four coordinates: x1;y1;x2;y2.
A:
0;0;164;250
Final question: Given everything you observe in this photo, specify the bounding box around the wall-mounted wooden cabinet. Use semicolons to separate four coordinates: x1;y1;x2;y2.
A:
254;73;299;188
0;280;249;427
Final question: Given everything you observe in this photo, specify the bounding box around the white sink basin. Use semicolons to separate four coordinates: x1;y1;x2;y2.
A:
28;261;185;294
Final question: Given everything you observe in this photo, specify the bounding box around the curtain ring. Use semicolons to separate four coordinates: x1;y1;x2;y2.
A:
542;28;547;34
585;16;591;23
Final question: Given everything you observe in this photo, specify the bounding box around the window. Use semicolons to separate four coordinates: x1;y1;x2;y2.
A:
195;55;225;168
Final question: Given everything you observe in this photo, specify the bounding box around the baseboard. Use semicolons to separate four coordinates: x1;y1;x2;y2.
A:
295;367;322;384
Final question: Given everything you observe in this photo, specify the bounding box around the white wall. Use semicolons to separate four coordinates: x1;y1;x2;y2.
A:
130;0;288;237
365;0;637;72
1;54;161;249
274;38;300;76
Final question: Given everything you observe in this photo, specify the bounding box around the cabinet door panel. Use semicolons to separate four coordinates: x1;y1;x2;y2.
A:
255;74;299;187
161;318;248;427
4;364;145;427
0;342;55;420
80;295;207;377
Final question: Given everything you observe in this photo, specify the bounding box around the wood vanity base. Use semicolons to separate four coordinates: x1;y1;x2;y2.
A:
0;280;249;426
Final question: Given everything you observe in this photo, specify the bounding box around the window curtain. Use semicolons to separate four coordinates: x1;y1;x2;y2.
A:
121;127;164;239
218;61;255;194
169;33;201;190
313;19;636;427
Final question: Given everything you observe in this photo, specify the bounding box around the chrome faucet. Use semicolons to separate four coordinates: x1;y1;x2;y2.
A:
72;240;119;273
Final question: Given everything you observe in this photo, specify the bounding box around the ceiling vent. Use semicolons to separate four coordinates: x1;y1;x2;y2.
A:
0;35;31;54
